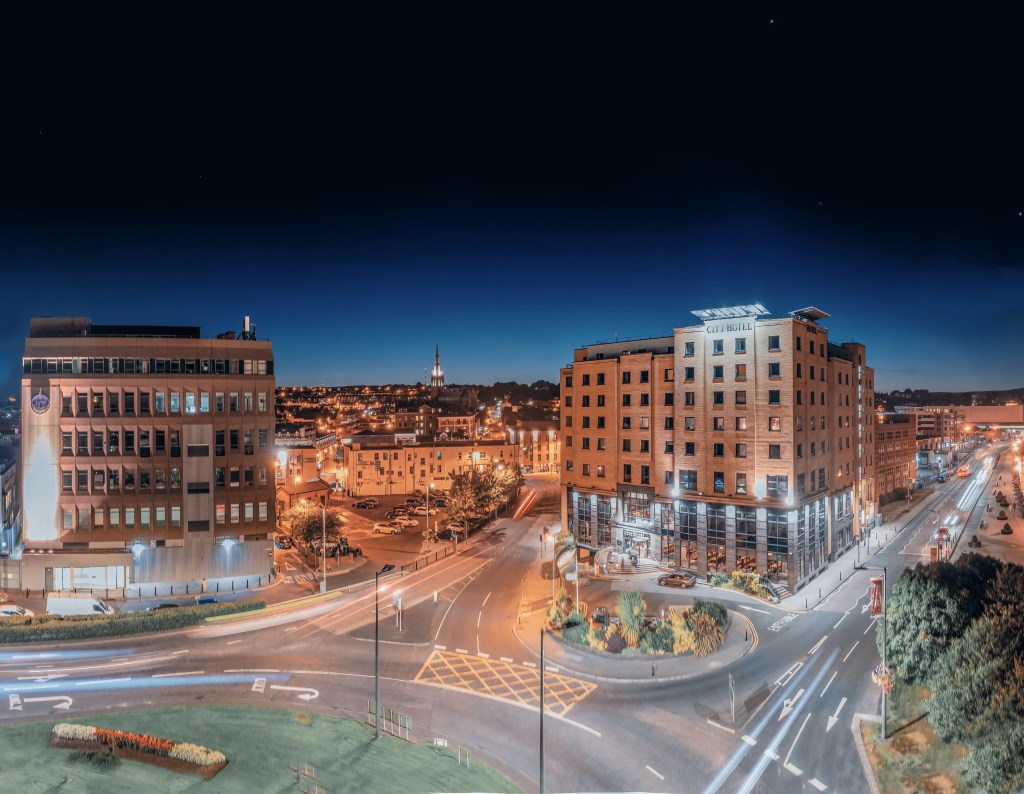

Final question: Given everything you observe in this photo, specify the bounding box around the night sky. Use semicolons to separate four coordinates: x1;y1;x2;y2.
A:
3;7;1024;397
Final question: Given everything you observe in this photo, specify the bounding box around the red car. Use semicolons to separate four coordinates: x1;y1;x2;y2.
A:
657;572;697;588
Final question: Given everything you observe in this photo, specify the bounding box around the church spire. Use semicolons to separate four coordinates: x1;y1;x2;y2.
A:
431;344;445;389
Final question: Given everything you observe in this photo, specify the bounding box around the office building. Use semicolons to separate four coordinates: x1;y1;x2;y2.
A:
560;305;875;595
20;317;276;590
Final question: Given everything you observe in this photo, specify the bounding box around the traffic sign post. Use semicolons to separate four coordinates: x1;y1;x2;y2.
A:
729;673;735;723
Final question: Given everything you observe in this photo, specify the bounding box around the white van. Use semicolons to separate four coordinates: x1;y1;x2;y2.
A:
45;594;115;617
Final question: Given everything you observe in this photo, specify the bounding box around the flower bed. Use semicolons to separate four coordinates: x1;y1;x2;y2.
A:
50;723;227;779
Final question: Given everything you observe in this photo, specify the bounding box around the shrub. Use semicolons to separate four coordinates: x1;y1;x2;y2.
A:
709;573;730;587
169;743;227;767
0;599;266;645
604;623;627;654
53;723;97;741
689;612;725;657
691;599;728;632
615;591;647;648
561;611;590;645
620;646;643;656
638;632;665;655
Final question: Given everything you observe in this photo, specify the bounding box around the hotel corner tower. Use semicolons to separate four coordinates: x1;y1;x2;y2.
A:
560;305;876;597
20;317;276;591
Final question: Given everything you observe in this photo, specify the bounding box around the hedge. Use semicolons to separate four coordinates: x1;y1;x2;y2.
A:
0;599;265;644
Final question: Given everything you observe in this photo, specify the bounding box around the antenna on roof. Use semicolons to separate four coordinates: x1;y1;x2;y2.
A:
240;315;257;340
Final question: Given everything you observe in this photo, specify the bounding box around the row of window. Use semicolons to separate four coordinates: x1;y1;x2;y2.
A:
60;389;268;416
61;464;269;493
61;429;269;457
25;357;272;376
61;501;270;531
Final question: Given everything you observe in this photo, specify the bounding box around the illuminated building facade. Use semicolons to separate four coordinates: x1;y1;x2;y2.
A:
20;317;276;590
560;305;875;595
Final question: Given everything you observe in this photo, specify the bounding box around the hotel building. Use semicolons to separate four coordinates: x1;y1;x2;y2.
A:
20;317;276;591
560;305;876;595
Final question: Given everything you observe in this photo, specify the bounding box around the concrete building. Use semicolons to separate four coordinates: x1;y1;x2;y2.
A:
874;413;917;501
340;437;517;497
508;418;560;473
389;405;477;440
0;452;20;592
20;317;276;590
560;305;875;595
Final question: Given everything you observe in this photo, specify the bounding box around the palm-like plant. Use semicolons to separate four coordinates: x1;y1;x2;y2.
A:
616;590;647;648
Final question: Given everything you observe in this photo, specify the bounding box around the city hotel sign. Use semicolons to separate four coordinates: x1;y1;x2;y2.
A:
705;320;754;334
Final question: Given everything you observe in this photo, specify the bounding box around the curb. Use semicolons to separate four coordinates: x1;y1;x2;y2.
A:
852;713;883;794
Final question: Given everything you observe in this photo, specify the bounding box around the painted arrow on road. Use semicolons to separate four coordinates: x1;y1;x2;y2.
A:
18;673;69;683
826;696;847;732
778;688;804;721
738;604;771;615
269;684;319;701
10;695;72;711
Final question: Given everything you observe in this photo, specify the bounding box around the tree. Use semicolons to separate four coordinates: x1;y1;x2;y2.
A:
445;468;488;536
283;503;346;550
880;558;993;686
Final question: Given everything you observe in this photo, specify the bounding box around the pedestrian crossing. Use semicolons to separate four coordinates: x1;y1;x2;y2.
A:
288;573;318;583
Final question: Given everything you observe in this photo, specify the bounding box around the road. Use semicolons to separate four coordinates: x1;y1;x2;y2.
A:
0;459;1015;792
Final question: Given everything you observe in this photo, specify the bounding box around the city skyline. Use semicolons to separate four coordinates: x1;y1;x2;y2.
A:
4;8;1024;397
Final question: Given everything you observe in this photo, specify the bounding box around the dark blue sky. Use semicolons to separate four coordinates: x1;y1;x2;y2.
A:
3;7;1024;396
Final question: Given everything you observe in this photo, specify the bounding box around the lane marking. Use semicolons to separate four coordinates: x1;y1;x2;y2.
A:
546;666;560;673
827;697;848;732
500;657;513;663
251;678;267;693
226;640;242;645
152;671;203;678
225;669;280;673
809;778;827;791
707;719;736;734
820;671;837;697
523;661;537;669
74;678;131;687
833;611;849;630
646;765;665;781
477;612;482;629
482;591;491;607
843;641;860;663
455;648;469;655
784;712;811;767
784;762;803;776
434;645;447;650
808;635;828;655
863;621;876;636
742;735;757;746
478;652;490;659
285;626;300;633
763;750;780;761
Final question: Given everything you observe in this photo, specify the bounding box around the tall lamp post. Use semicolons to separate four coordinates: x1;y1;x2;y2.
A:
374;563;395;739
320;499;328;594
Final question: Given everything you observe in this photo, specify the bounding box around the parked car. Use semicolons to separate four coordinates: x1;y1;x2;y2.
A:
352;500;374;509
413;506;437;516
146;603;180;611
0;605;34;618
589;606;609;626
197;597;219;605
405;498;423;507
393;516;419;527
385;507;410;519
373;521;403;535
657;572;697;588
274;534;294;549
431;497;447;508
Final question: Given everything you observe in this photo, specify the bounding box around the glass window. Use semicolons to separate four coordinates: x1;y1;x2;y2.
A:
170;392;180;413
185;392;197;414
684;341;694;356
735;338;746;354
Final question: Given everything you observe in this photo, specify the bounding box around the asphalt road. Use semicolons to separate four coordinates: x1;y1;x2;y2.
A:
0;460;1014;793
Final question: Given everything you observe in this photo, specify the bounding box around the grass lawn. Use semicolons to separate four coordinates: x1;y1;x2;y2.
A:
1;706;521;793
861;679;968;794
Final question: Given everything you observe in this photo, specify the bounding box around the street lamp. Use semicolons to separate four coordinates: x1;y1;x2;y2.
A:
374;563;395;739
320;500;327;594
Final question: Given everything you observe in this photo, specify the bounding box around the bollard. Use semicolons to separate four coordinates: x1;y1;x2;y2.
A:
186;584;190;594
232;582;235;592
819;588;821;598
652;664;656;678
216;582;220;592
171;585;174;596
805;597;808;609
840;571;842;581
745;629;749;642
